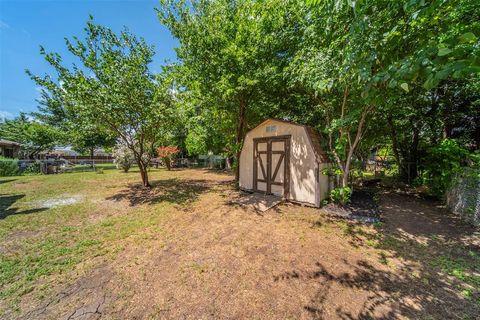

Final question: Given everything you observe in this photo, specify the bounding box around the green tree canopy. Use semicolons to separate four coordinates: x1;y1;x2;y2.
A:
158;0;303;178
0;113;61;159
28;18;177;187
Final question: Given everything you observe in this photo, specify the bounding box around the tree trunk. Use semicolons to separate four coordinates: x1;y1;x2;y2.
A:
225;156;232;169
387;116;406;178
165;157;171;171
334;107;369;189
341;168;350;188
136;159;151;188
405;127;420;183
140;165;151;188
442;124;449;139
234;96;247;182
392;124;420;184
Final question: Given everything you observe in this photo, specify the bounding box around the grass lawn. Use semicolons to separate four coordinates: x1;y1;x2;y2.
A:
0;168;479;319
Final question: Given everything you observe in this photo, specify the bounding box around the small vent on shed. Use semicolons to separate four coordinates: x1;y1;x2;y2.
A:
266;125;277;133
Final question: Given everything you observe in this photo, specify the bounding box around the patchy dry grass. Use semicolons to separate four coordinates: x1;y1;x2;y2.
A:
0;168;479;319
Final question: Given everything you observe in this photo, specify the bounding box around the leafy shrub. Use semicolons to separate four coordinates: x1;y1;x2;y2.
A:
421;139;479;196
329;187;352;204
0;157;19;176
112;144;135;172
22;162;41;175
157;146;179;170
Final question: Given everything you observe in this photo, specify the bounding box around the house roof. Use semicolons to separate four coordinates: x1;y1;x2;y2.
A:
0;139;21;147
39;146;113;157
248;118;330;163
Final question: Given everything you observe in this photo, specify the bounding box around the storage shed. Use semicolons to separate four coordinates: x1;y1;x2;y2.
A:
239;119;330;207
0;139;21;158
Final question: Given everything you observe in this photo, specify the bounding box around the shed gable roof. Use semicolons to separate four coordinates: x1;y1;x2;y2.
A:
0;139;21;147
248;118;329;163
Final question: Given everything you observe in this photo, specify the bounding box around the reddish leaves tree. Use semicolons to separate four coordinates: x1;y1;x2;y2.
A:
157;146;180;170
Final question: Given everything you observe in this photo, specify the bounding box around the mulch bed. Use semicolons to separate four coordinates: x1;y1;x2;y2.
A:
322;188;381;223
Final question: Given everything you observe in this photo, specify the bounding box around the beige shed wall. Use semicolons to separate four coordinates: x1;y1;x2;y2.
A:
318;163;331;202
239;119;319;206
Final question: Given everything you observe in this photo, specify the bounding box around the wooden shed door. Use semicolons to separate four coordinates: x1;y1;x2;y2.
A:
253;136;290;197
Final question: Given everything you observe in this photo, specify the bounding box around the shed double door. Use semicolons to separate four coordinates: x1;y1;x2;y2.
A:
253;136;290;197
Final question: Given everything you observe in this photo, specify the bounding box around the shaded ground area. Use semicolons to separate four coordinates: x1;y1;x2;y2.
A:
105;178;218;206
323;188;380;223
230;191;283;212
0;193;47;219
1;169;479;319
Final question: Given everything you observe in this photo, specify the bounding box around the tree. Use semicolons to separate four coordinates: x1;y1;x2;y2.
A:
286;1;379;188
28;18;177;187
291;0;480;188
71;129;115;160
421;139;479;196
32;89;116;160
112;144;135;173
378;78;480;182
157;146;179;170
184;107;236;162
158;0;300;180
0;113;60;159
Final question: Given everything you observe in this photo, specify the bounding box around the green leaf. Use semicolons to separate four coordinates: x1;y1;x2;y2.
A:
388;79;398;88
459;32;477;44
437;47;452;57
400;83;409;92
423;75;439;90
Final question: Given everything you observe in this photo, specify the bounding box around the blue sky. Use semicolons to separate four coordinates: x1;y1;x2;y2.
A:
0;0;177;120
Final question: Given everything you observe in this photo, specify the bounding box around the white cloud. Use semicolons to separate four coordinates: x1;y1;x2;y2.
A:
21;29;31;38
0;20;10;30
0;111;13;121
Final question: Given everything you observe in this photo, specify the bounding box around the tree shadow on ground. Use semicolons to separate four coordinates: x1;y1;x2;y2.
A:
285;192;480;319
165;167;234;177
106;178;225;206
0;179;17;185
0;194;47;219
319;192;479;252
274;258;478;319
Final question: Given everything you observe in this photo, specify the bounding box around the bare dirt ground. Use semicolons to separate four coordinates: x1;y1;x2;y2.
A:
4;169;480;320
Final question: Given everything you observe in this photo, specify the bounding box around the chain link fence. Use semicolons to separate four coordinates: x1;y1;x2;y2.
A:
20;159;115;174
0;158;116;176
446;168;480;227
1;155;229;177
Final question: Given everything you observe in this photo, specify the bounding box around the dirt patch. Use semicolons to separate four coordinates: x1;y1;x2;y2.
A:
380;191;477;242
17;265;114;320
4;169;479;319
229;192;283;212
102;186;478;319
38;195;83;209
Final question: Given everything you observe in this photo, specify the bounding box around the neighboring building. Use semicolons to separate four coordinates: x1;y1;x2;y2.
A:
239;119;331;207
92;148;112;157
0;139;21;158
44;146;81;157
40;147;112;158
